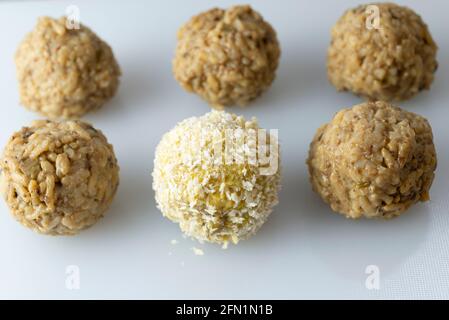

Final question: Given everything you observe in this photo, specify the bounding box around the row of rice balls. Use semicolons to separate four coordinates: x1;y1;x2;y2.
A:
0;3;438;246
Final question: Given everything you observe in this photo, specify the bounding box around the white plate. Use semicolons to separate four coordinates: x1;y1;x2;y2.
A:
0;0;448;299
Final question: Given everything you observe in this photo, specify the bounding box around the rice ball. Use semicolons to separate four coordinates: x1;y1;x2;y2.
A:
152;111;281;245
15;16;121;119
307;101;436;219
0;120;119;235
327;3;438;101
173;5;281;108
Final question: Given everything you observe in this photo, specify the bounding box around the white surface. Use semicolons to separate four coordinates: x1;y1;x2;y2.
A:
0;0;448;300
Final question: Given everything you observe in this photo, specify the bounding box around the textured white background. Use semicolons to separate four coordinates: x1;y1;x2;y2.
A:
0;0;448;299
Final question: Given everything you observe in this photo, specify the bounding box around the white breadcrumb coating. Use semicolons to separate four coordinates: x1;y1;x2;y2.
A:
192;247;205;256
152;111;281;245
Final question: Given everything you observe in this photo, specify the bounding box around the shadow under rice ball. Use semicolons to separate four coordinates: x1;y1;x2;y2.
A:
327;3;438;101
0;120;119;235
307;101;436;219
173;5;281;108
15;16;121;119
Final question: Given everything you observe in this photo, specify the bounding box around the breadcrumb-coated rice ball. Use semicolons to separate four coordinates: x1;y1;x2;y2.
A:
0;120;119;235
152;111;281;246
327;3;438;101
307;101;436;219
15;16;121;119
173;5;281;108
